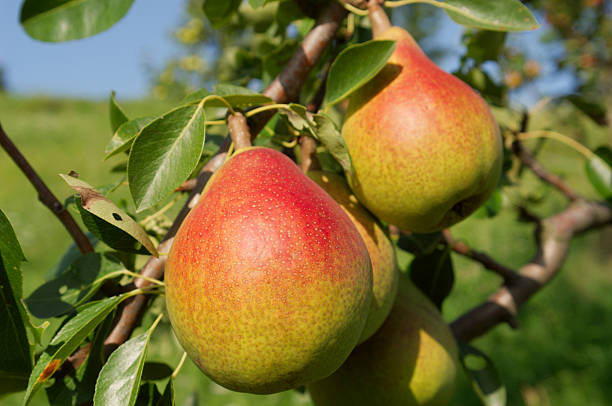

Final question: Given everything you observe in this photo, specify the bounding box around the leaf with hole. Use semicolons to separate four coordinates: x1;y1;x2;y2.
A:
60;174;158;256
20;0;136;42
325;40;396;107
460;343;507;406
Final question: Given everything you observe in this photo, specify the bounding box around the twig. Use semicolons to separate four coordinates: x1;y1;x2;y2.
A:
451;200;612;342
512;140;581;201
227;112;252;150
249;0;348;135
441;230;519;283
103;3;349;357
299;136;319;173
0;122;94;254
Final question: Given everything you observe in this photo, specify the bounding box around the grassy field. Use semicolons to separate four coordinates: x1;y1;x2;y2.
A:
1;92;611;405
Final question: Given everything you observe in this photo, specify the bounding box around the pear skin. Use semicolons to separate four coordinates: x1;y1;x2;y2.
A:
308;171;398;342
308;273;459;406
342;27;502;233
165;147;373;394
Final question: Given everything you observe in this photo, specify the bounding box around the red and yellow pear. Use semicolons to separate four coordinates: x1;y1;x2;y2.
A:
342;11;502;233
308;170;398;342
165;147;373;394
307;273;460;406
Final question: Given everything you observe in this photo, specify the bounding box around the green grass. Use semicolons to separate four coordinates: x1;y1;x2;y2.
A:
1;93;611;405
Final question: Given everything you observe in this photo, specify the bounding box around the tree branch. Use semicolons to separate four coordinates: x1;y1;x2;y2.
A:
0;122;94;254
512;140;581;201
451;200;612;342
441;230;519;283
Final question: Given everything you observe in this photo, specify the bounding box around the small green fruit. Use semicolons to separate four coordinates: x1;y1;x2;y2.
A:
165;147;373;394
342;26;502;233
308;170;398;342
308;273;459;406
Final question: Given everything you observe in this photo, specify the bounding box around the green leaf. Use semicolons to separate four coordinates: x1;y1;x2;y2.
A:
94;315;163;406
566;95;608;126
325;40;396;107
440;0;539;32
20;0;135;42
396;232;443;256
312;113;354;178
0;210;33;395
460;343;507;406
128;104;206;212
141;362;173;382
409;245;454;310
109;91;129;134
23;295;129;405
105;117;157;160
472;188;504;219
463;31;507;64
26;253;124;318
135;382;162;406
248;0;265;8
585;147;612;202
60;174;158;256
156;377;175;406
182;86;273;109
44;312;116;405
202;0;241;26
47;237;98;280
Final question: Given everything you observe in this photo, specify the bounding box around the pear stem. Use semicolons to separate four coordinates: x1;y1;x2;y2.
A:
228;112;252;150
368;0;391;38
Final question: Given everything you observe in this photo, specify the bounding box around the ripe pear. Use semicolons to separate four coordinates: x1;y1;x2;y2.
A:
342;26;502;233
165;147;373;394
307;273;459;406
307;171;398;342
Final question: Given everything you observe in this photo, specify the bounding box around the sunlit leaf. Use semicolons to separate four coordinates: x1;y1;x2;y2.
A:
325;40;396;107
20;0;135;42
23;295;129;405
585;146;612;202
60;174;158;256
440;0;539;31
105;117;157;160
109;91;129;134
93;315;163;406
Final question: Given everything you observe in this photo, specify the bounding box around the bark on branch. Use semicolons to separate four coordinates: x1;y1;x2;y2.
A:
451;200;612;342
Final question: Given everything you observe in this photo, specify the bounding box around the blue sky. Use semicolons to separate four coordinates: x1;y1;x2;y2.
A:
0;1;184;99
0;1;575;106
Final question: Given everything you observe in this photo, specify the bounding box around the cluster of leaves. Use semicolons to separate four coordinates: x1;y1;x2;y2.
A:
3;1;612;406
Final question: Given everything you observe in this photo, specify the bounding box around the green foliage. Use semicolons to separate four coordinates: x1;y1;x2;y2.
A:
20;0;135;42
459;343;507;406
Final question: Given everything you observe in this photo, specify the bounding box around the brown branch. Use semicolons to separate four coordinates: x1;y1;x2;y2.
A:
103;3;349;357
228;112;252;150
512;140;581;201
441;230;519;283
451;200;612;342
0;122;94;254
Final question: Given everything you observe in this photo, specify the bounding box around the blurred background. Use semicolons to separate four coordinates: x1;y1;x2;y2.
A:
1;0;611;405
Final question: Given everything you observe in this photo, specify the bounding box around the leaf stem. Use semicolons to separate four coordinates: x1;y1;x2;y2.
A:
336;0;368;15
172;352;188;379
121;270;166;287
517;131;594;159
244;103;294;118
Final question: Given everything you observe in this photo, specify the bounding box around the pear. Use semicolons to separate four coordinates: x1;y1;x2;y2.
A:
165;147;373;394
307;273;459;406
342;26;502;233
307;171;398;342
